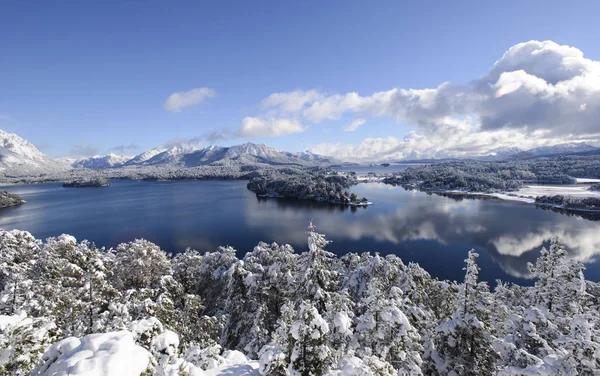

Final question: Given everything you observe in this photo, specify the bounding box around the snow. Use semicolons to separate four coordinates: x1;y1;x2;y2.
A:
516;184;600;199
442;183;600;207
35;331;152;376
326;356;371;375
202;362;260;376
0;129;68;175
152;329;179;355
575;178;600;183
333;312;352;334
0;312;26;331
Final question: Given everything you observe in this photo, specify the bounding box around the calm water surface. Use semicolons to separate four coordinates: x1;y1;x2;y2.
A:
1;179;599;285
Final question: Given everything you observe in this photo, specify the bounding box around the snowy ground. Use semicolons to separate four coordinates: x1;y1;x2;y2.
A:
516;184;600;199
438;183;600;208
575;178;600;183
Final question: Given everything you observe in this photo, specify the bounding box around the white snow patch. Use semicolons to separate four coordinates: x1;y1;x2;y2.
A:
575;178;600;183
35;331;152;376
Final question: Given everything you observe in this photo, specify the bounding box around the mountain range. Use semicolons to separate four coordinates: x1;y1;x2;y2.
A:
70;142;339;169
1;128;598;176
0;129;340;175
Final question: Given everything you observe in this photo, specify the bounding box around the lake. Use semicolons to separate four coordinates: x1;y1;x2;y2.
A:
1;179;600;285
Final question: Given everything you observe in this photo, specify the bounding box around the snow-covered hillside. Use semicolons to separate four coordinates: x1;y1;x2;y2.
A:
71;153;132;169
0;129;68;176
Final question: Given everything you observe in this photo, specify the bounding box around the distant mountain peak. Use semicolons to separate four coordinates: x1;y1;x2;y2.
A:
0;128;67;175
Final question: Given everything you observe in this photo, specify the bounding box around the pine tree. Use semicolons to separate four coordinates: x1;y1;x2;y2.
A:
288;300;331;376
297;222;340;311
529;237;592;318
432;250;496;376
243;241;298;358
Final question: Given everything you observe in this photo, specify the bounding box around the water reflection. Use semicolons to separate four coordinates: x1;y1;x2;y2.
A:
246;183;600;282
1;180;599;285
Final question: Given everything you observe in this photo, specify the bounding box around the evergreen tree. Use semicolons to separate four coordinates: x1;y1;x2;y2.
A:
432;250;496;376
288;300;331;376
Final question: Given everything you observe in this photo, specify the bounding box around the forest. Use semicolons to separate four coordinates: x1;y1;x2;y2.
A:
1;224;599;375
383;153;600;192
247;169;369;205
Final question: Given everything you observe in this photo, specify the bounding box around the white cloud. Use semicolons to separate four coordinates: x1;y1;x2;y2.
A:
163;87;216;112
261;89;323;113
237;117;305;137
253;40;600;159
311;116;596;162
343;118;366;132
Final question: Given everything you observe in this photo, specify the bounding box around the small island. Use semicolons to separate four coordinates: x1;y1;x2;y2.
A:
247;168;371;206
0;190;25;208
590;183;600;192
63;177;111;188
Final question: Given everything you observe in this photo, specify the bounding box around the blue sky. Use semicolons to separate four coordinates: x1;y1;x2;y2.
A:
1;0;600;160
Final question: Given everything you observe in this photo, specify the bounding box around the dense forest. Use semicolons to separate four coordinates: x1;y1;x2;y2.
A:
535;195;600;211
247;169;369;205
1;224;599;375
383;154;600;192
0;191;25;208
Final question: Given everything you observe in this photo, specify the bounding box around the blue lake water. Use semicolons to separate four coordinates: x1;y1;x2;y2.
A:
1;179;599;285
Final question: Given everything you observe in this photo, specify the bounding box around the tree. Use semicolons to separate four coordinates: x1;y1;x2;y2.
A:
431;250;496;376
288;300;331;376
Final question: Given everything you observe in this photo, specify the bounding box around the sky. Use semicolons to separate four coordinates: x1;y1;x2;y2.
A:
1;0;600;161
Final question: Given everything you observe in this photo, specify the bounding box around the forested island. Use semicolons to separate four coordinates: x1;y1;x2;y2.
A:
1;225;599;375
62;177;111;188
0;190;25;208
247;168;370;206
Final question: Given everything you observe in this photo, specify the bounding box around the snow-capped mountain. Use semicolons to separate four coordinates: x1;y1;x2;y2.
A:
124;142;338;168
478;146;524;160
132;144;198;166
510;143;598;160
293;150;342;164
123;147;166;166
71;153;132;169
0;129;68;176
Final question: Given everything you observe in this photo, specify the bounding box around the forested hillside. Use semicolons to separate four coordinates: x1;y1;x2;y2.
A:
1;225;599;375
384;153;600;192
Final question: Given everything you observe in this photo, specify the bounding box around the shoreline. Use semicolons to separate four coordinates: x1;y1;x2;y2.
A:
426;188;600;214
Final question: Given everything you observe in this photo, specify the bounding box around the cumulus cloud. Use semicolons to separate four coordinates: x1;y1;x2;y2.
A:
69;141;99;157
261;89;323;113
163;87;216;112
253;40;600;160
311;116;596;162
343;118;366;132
237;117;305;137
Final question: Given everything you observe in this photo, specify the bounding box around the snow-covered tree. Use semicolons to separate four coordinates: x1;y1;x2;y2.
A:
111;239;172;291
529;237;592;318
431;250;496;376
288;300;331;376
297;223;340;310
243;242;298;358
0;313;59;375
